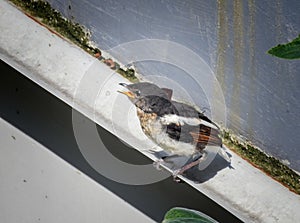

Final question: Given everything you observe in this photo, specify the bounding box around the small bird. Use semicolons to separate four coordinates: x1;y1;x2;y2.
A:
119;82;220;129
118;82;225;180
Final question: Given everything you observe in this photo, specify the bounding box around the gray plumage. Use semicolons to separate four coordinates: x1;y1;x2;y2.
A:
119;82;219;129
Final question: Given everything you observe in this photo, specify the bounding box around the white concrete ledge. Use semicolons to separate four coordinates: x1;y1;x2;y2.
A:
1;1;300;222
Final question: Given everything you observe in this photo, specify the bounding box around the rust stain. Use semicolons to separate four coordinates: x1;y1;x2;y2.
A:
216;0;228;88
228;0;244;131
24;12;69;42
214;0;229;124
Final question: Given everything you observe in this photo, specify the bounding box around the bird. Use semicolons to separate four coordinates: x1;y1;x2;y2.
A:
118;82;226;180
119;82;220;129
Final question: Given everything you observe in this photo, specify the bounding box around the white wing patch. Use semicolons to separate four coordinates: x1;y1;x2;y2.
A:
160;114;218;130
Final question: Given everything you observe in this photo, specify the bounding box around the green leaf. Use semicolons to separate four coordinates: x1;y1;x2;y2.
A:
267;34;300;59
162;207;218;223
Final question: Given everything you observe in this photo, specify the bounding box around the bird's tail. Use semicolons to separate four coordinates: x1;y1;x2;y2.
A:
189;125;222;149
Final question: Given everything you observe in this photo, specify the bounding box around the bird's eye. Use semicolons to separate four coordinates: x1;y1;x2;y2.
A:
135;90;141;96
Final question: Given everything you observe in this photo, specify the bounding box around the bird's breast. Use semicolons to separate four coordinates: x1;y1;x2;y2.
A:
136;108;158;136
136;108;195;156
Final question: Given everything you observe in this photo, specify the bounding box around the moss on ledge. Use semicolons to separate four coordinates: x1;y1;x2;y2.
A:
9;0;97;54
8;0;138;82
116;68;138;83
222;129;300;195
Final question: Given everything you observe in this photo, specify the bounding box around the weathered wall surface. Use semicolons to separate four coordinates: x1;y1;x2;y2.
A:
49;0;300;171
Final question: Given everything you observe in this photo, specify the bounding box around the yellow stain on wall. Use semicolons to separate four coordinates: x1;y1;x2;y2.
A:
229;0;244;131
216;0;245;131
213;0;229;125
216;0;228;88
247;0;257;139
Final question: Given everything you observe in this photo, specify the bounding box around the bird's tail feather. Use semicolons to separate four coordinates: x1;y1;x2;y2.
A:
189;125;222;148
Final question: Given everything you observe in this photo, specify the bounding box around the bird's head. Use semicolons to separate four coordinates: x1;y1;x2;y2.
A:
118;82;177;116
118;83;142;103
135;96;177;117
118;82;172;99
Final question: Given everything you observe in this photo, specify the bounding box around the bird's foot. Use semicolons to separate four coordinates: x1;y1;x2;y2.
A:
172;170;182;183
153;159;164;170
152;155;182;171
172;154;206;182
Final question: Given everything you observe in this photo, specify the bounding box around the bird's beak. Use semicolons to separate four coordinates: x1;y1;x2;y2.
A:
119;83;128;87
117;90;135;98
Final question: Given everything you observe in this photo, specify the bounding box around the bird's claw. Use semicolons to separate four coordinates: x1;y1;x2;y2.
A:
153;159;164;170
172;169;182;183
173;177;181;183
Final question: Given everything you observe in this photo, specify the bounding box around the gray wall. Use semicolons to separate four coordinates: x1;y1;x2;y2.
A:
49;0;300;171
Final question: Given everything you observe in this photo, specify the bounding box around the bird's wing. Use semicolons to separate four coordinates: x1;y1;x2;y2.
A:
172;101;220;129
162;115;222;151
160;114;218;130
